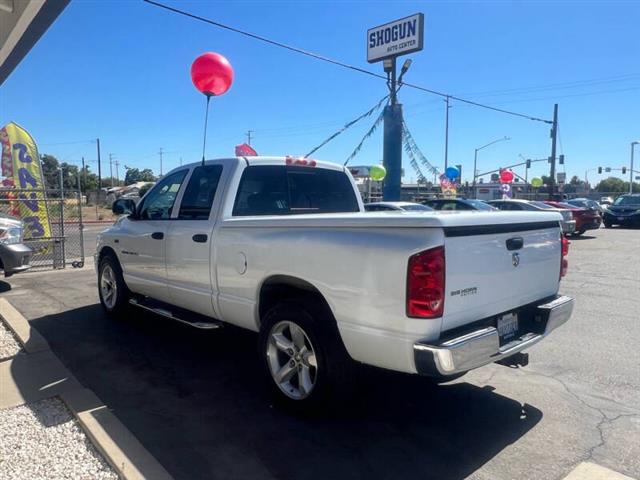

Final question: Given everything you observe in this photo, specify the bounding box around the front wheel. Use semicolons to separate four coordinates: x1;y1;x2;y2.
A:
98;254;130;316
259;302;353;410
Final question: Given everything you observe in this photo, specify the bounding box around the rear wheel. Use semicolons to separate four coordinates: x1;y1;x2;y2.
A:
259;301;354;410
98;254;130;316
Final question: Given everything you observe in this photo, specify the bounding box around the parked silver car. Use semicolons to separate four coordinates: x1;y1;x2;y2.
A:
487;199;576;235
0;214;32;277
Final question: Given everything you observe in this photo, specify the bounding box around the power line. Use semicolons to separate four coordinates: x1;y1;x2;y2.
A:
142;0;552;124
457;73;640;99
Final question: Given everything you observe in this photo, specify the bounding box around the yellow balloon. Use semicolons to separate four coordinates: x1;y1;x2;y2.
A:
370;164;386;181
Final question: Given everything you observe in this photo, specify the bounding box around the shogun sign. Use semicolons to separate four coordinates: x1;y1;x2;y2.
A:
367;13;424;63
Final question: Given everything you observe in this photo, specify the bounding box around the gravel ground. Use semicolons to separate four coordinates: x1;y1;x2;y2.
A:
0;397;118;480
0;320;22;360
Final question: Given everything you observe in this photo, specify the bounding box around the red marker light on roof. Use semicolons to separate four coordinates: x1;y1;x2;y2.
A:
285;156;317;167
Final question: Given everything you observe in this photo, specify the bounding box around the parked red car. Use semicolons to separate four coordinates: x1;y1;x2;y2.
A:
544;201;601;235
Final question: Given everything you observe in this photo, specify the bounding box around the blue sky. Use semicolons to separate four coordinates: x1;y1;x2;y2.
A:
1;0;639;185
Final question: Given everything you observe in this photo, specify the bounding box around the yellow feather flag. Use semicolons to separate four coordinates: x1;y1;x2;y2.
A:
0;122;52;241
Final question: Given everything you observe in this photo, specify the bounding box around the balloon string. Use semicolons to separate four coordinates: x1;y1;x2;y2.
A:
202;95;211;166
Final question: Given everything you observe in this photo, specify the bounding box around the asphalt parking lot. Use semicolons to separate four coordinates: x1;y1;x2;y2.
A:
1;225;638;480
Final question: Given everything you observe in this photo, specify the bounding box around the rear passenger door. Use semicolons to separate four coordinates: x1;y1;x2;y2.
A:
165;164;225;317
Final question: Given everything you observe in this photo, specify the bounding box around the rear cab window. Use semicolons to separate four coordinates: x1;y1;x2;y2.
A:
232;165;359;216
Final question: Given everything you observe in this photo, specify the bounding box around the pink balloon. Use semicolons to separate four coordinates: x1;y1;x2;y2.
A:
191;52;234;96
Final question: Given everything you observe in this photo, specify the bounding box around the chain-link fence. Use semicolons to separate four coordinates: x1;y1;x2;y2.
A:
0;189;84;270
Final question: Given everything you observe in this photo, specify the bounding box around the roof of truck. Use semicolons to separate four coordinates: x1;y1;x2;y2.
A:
181;156;345;172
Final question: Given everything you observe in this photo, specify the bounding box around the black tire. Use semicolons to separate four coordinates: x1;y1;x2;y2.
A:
259;300;355;411
98;253;130;316
604;221;612;228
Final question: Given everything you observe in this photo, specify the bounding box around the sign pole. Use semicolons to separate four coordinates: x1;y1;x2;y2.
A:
368;13;424;202
383;58;403;201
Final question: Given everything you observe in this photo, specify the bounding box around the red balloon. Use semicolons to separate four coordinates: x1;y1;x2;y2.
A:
500;169;514;183
191;52;234;96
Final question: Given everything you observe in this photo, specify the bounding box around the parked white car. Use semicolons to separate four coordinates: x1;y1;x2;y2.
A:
96;157;574;408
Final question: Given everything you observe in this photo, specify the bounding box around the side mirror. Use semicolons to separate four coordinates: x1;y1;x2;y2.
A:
112;198;137;216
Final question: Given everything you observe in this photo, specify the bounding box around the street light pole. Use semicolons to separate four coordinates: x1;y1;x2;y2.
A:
631;142;639;194
472;136;510;198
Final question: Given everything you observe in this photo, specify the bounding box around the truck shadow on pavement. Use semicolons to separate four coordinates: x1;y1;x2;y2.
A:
26;304;542;480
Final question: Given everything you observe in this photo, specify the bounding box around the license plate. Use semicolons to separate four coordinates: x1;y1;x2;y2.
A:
618;217;625;221
497;313;519;341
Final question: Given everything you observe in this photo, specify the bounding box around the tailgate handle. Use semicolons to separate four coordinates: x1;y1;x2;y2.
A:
506;237;524;251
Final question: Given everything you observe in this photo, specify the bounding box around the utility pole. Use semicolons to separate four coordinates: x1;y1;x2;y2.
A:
159;148;164;176
114;160;120;185
246;130;253;145
96;138;102;190
109;153;115;187
81;157;86;192
548;103;558;199
179;156;183;166
444;95;451;170
631;142;638;194
382;57;403;201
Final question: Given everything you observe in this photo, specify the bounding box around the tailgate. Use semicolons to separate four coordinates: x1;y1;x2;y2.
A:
442;221;561;331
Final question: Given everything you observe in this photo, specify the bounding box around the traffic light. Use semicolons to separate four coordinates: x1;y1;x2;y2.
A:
622;166;627;174
526;159;531;168
598;167;602;174
559;155;564;165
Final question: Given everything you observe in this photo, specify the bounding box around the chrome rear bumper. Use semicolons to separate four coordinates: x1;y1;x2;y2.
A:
414;295;574;377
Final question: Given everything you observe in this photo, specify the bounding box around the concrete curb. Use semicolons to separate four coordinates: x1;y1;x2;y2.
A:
0;298;50;353
0;299;173;480
61;388;173;480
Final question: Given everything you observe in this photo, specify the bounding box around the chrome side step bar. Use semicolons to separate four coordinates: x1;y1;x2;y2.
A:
129;298;222;330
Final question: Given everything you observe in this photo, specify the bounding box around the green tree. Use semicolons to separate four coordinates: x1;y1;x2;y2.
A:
596;177;626;193
124;167;156;185
40;154;60;189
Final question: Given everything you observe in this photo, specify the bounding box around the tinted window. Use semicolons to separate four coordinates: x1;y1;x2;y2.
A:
233;166;359;216
178;165;223;220
531;201;554;210
613;196;640;206
402;204;432;211
138;170;187;220
465;199;495;211
440;201;465;211
365;205;394;211
287;168;359;213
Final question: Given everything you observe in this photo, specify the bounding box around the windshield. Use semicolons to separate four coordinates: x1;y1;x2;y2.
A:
401;204;433;211
530;201;555;210
465;199;495;211
613;196;640;206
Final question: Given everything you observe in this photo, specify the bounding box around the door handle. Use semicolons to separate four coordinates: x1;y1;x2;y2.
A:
506;236;524;251
151;232;164;240
192;234;208;243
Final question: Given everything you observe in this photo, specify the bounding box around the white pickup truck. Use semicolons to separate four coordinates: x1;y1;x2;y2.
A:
96;156;574;408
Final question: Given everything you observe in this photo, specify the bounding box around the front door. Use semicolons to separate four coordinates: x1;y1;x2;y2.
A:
166;164;224;317
118;169;188;300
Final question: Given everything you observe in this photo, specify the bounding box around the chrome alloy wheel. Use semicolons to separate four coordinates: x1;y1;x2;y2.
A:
266;320;318;400
100;264;117;310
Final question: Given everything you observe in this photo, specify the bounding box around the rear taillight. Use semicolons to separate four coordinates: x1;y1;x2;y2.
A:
560;235;569;279
407;246;445;318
